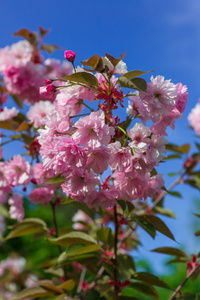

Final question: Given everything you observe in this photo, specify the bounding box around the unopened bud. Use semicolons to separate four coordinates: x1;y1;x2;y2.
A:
64;50;76;62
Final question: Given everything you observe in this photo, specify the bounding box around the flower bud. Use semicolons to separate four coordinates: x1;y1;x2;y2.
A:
64;50;76;62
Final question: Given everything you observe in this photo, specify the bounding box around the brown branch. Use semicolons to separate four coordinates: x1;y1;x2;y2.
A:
168;264;200;300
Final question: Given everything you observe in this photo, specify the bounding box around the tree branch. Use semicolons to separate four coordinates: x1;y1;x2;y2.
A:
168;264;200;300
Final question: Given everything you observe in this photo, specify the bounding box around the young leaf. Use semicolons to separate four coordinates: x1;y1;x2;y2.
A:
121;69;154;80
49;231;97;246
12;94;23;109
132;272;171;290
65;244;101;256
44;173;65;185
13;28;37;45
39;26;51;37
105;51;126;67
118;254;136;278
41;43;61;54
35;280;63;294
154;207;176;218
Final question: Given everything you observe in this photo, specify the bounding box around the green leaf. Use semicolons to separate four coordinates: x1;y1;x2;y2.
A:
168;191;182;198
134;216;156;239
9;286;54;300
166;143;190;154
105;52;126;67
134;215;175;241
151;247;190;260
118;76;147;92
135;215;175;241
49;231;97;246
21;134;35;146
132;272;171;290
154;207;176;218
96;226;112;245
117;199;127;211
164;154;181;160
6;218;48;239
12;94;23;109
129;282;159;300
0;205;9;218
44;173;65;185
57;279;75;291
122;69;154;80
65;244;101;256
60;72;98;86
35;280;64;294
118;254;136;278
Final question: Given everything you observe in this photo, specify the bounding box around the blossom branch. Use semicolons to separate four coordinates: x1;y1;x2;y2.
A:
113;204;119;300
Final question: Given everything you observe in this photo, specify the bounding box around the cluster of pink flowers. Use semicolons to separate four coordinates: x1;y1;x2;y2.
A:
0;40;72;104
38;65;188;209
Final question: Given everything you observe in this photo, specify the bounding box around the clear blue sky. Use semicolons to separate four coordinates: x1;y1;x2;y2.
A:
1;0;200;273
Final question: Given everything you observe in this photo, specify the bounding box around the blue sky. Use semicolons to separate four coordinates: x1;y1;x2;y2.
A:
1;0;200;273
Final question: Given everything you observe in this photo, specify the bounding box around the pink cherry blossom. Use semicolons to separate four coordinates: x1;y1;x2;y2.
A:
8;193;24;221
29;187;54;205
64;50;76;62
6;155;31;186
27;100;55;127
0;107;19;121
73;110;115;148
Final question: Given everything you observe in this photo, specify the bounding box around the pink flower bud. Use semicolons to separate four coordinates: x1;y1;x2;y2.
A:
45;79;53;85
64;50;76;62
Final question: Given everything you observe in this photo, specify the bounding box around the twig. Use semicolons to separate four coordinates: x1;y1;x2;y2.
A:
50;202;67;280
168;264;200;300
77;267;87;294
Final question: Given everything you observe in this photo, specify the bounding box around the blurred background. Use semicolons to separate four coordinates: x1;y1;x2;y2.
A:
0;0;200;278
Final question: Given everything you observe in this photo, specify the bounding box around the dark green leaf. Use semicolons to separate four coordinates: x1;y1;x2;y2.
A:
134;216;156;239
132;272;171;289
12;94;23;109
164;154;181;160
134;215;175;240
119;296;139;300
96;226;112;245
117;199;126;211
65;244;101;256
151;247;190;260
129;282;159;300
166;143;190;154
118;254;136;278
118;76;147;92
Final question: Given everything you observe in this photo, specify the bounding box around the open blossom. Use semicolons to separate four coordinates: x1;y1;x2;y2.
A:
86;146;110;174
29;187;54;205
73;110;115;148
6;155;31;186
128;123;151;153
139;75;178;121
0;107;19;121
188;101;200;136
8;193;24;221
109;141;132;172
27;101;55;127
